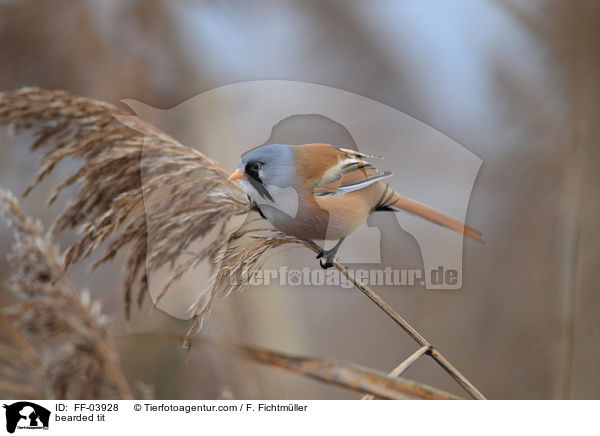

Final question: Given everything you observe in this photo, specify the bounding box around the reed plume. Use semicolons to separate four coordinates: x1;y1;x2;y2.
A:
0;187;132;399
0;87;269;331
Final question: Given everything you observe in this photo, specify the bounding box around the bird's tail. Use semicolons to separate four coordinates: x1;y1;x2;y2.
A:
375;185;483;243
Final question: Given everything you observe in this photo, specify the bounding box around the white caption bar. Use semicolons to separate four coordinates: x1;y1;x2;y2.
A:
0;400;596;435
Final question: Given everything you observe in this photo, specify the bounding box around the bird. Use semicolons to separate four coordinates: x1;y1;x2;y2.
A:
229;143;482;268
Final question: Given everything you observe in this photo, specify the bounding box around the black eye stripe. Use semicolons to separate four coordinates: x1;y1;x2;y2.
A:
245;161;263;183
248;177;274;201
244;161;273;201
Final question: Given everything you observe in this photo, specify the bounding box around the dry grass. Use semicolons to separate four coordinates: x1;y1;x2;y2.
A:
0;87;254;328
0;188;133;399
0;87;322;342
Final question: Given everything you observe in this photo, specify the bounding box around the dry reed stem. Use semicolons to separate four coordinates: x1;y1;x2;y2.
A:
127;333;460;400
318;247;486;400
0;187;133;399
184;228;486;399
361;345;431;400
220;342;460;400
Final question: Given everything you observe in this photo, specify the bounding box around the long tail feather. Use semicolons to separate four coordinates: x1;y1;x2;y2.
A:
376;189;483;243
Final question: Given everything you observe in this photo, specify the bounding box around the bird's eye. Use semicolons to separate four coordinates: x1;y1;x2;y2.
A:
245;161;263;183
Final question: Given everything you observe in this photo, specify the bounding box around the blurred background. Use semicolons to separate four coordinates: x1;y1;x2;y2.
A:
0;0;598;399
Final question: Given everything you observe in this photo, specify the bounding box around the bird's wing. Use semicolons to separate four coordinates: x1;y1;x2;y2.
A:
336;147;382;160
313;150;392;197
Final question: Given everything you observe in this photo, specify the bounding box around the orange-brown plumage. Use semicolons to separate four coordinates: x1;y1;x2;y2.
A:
231;143;482;267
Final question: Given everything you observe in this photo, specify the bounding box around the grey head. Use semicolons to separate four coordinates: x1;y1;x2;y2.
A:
235;144;296;202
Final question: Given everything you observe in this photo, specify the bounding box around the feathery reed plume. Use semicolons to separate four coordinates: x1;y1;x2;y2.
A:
0;187;133;399
0;324;43;399
0;87;251;326
184;224;309;345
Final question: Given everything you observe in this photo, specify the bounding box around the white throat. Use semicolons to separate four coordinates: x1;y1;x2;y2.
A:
238;178;299;219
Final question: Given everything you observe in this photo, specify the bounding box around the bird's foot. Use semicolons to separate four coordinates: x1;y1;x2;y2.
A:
316;238;344;269
319;259;334;269
316;250;335;269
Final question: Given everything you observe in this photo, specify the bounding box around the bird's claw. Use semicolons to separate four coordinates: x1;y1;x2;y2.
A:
317;243;342;269
319;259;333;269
317;250;334;268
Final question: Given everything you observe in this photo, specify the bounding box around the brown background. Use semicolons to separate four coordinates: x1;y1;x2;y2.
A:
0;0;598;399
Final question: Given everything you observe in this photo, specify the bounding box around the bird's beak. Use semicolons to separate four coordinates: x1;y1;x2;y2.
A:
228;170;244;181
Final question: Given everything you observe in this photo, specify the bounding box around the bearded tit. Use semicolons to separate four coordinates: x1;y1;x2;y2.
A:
229;143;482;268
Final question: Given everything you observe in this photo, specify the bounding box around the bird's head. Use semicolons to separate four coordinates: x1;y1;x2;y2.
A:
229;144;296;203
